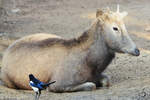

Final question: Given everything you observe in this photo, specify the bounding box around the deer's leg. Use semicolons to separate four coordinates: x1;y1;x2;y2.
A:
96;73;110;88
1;75;17;89
49;82;96;92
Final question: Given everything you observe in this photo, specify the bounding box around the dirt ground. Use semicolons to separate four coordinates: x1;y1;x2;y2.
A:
0;0;150;100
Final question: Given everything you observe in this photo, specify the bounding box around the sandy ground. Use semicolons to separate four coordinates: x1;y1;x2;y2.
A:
0;0;150;100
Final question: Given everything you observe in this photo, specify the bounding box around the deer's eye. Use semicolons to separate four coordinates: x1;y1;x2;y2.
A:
113;27;119;31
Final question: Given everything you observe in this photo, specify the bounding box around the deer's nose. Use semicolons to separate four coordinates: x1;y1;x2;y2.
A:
133;48;140;56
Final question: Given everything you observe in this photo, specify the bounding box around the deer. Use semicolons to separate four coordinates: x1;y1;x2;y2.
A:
1;5;140;92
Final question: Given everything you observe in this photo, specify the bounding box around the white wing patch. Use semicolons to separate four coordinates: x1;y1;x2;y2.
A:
31;86;39;92
29;81;39;92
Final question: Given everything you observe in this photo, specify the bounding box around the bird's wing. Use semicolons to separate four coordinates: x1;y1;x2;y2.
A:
37;83;44;90
30;81;38;88
30;81;44;90
32;77;41;85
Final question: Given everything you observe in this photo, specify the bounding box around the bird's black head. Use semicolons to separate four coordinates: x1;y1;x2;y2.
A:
29;74;35;81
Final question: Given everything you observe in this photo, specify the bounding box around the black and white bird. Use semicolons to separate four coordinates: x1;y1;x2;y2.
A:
29;74;56;100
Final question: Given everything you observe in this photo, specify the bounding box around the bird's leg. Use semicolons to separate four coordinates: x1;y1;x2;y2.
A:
35;92;38;100
37;90;41;100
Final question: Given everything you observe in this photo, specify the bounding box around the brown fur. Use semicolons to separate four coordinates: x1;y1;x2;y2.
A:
37;31;89;48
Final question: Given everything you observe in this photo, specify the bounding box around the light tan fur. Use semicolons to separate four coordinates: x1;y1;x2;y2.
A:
1;7;139;92
1;30;95;89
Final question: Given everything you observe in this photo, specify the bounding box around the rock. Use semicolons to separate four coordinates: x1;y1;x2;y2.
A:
11;8;21;14
145;26;150;32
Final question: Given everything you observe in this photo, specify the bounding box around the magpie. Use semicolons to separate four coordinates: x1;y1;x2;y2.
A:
29;74;56;100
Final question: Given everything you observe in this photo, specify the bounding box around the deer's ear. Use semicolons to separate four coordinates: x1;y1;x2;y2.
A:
120;11;128;19
96;9;104;18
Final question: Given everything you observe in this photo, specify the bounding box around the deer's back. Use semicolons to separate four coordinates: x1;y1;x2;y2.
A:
1;33;68;89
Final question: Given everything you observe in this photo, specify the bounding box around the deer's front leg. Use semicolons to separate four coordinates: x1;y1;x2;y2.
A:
49;82;96;92
96;73;110;88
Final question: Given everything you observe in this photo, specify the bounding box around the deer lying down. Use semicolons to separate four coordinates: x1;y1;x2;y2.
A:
1;6;140;92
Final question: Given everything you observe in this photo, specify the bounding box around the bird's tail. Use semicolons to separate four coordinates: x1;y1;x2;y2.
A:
44;81;56;87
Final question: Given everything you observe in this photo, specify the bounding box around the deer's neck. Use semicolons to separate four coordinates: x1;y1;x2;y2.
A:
72;21;100;50
86;21;115;73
